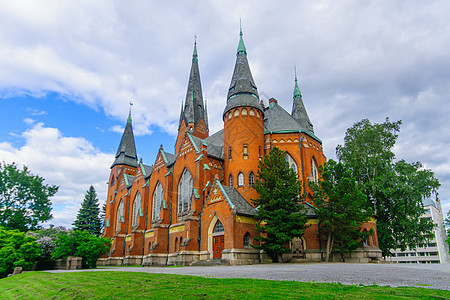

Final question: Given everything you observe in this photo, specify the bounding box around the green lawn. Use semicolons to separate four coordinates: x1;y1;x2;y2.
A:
0;271;449;299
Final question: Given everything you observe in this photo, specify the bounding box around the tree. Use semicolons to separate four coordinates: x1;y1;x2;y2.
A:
0;227;41;278
336;118;440;256
252;147;308;262
100;202;107;232
309;160;373;262
51;230;111;268
73;186;101;236
28;225;68;260
0;162;58;232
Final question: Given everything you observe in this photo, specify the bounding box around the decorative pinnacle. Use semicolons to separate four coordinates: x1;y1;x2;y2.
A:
237;21;246;55
193;35;198;62
127;101;133;123
293;69;302;98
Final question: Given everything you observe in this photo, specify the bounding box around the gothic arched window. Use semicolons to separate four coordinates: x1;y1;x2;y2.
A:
229;174;233;187
249;172;255;187
116;200;124;232
214;220;224;234
311;158;319;183
132;192;141;227
238;172;244;187
152;182;164;220
178;169;193;213
285;153;298;174
243;232;251;247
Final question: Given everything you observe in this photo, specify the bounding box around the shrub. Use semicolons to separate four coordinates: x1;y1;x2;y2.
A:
0;227;41;278
51;230;111;268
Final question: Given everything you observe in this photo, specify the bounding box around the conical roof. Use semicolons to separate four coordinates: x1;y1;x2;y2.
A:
291;76;314;133
181;39;207;130
223;28;262;117
111;110;138;168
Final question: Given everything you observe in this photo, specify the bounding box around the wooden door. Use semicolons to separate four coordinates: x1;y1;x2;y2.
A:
213;235;224;259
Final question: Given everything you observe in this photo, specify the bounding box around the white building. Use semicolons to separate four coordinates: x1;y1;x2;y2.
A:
386;197;449;264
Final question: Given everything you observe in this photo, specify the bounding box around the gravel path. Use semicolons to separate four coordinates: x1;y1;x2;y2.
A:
46;263;450;290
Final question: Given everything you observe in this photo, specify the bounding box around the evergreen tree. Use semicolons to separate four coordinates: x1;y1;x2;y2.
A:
252;147;308;262
310;160;373;262
73;186;101;236
336;118;440;256
100;202;107;232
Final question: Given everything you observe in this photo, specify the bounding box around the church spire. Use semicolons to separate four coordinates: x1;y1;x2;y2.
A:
291;74;314;133
111;106;138;168
182;37;206;130
223;25;261;117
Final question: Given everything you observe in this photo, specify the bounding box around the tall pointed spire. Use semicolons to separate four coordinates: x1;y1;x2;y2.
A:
291;74;314;133
182;37;206;130
204;98;209;129
224;25;262;117
111;106;138;168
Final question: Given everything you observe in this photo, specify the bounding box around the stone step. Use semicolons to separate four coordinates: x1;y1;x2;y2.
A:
190;259;230;266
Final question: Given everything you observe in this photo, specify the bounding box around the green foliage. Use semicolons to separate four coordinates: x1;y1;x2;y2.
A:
51;230;111;268
0;227;41;278
252;147;308;262
28;226;68;260
336;118;440;256
310;160;373;261
0;162;58;232
100;202;107;232
73;186;101;236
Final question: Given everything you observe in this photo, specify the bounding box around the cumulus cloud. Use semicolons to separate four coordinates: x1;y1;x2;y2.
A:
0;1;449;214
0;121;114;227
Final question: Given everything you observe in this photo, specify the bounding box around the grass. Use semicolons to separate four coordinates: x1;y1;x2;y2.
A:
0;271;449;299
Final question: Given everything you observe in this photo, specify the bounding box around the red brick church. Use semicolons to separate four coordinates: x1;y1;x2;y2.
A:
100;29;381;266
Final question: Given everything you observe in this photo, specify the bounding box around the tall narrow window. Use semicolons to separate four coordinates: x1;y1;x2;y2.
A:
238;172;244;187
132;192;141;227
249;172;255;187
229;174;233;187
178;169;193;213
152;182;164;220
285;153;298;174
228;147;232;161
116;200;124;232
243;145;248;159
243;232;251;247
311;159;319;183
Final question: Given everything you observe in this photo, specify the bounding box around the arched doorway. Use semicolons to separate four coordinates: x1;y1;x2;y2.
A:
212;220;225;259
292;237;305;258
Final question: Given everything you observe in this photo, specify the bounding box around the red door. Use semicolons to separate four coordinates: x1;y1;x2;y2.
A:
213;235;224;259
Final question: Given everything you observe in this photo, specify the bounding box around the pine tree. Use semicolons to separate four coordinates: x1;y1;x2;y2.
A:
100;202;107;232
73;186;101;236
252;147;308;262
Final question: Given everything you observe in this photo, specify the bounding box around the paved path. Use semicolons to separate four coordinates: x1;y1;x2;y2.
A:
46;263;450;290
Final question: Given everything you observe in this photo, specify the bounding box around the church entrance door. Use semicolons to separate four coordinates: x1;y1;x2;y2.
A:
212;220;225;259
213;235;224;259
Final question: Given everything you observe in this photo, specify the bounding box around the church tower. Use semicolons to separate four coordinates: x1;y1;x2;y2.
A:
175;39;208;154
103;108;138;237
223;27;265;202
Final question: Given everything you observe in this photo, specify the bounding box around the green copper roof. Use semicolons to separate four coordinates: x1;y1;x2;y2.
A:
237;27;246;55
294;75;302;98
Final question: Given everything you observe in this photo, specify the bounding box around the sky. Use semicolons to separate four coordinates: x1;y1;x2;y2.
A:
0;0;449;228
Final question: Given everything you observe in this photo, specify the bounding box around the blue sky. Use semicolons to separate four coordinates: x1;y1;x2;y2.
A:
0;0;449;227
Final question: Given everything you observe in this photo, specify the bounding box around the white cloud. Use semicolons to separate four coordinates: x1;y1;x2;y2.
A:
0;122;113;228
0;1;449;216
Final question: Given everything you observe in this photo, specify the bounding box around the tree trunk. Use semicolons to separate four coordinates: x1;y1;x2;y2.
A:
325;234;334;262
